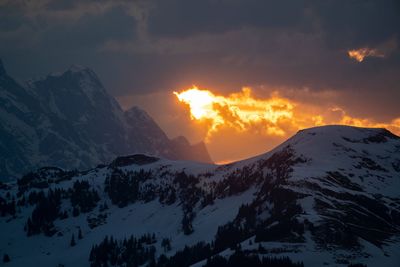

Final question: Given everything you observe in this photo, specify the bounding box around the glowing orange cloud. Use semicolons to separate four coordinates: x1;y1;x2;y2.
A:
334;107;400;135
174;86;301;137
174;86;400;139
347;47;384;62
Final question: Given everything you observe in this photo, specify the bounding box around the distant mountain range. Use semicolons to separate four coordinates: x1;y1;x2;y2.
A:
0;59;212;180
0;125;399;266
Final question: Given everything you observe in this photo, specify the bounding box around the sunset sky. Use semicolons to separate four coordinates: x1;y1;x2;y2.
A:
1;0;399;163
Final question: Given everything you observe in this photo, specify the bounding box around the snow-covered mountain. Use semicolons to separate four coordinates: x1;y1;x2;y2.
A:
0;60;212;181
1;125;399;266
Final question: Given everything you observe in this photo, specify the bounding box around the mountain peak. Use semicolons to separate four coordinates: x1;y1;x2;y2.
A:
295;125;399;142
45;64;98;82
30;64;107;106
125;106;153;122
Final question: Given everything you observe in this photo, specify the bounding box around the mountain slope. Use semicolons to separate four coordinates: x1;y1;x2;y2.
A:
0;125;399;266
0;60;212;180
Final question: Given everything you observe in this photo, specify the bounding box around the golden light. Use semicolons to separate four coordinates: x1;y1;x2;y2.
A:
173;87;217;120
174;86;400;140
348;47;384;62
174;86;299;137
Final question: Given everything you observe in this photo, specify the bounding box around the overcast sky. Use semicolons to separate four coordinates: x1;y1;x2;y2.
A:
1;0;399;162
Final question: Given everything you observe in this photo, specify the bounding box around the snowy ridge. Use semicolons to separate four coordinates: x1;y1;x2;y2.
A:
0;125;399;266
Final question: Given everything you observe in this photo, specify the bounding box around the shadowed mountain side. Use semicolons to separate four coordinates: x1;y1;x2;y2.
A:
0;60;212;180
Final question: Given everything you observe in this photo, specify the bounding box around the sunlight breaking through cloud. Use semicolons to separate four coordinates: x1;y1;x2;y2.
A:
174;86;400;140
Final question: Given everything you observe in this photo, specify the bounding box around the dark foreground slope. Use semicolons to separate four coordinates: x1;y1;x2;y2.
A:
0;60;211;180
0;125;399;266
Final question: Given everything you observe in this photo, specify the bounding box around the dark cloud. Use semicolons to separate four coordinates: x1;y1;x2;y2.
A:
45;0;80;11
0;0;399;120
0;6;27;32
147;0;308;37
312;0;400;48
39;6;137;50
146;0;400;48
0;1;137;84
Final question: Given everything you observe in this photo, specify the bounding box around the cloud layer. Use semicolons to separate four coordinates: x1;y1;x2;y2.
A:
1;0;399;96
174;86;400;139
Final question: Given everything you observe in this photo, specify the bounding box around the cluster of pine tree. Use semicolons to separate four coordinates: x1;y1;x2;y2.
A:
0;193;16;217
88;235;306;267
19;180;102;236
157;242;212;267
25;190;46;205
255;218;304;243
89;234;156;267
69;180;100;214
104;168;152;207
24;188;63;236
214;165;261;198
174;171;203;235
158;185;176;205
204;250;304;267
160;238;171;252
17;171;49;193
213;222;251;252
17;167;77;194
173;171;199;188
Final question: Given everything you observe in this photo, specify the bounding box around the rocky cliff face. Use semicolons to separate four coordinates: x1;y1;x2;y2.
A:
0;60;212;180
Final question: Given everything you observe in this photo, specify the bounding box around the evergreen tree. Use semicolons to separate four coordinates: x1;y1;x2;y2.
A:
60;210;68;220
70;181;99;213
70;234;76;247
161;238;171;252
78;228;83;239
24;188;63;236
3;254;10;263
